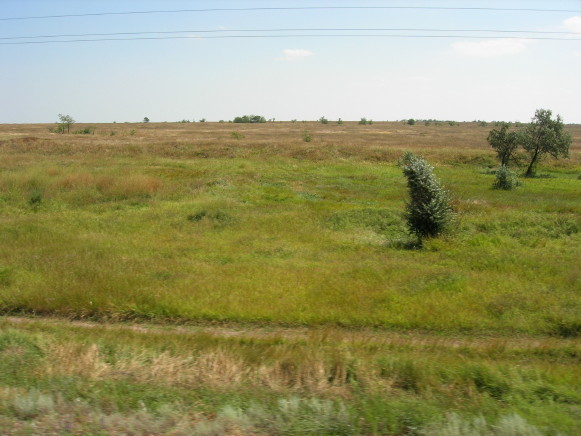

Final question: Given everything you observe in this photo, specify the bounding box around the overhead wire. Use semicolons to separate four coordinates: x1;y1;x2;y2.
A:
1;34;579;45
1;27;579;41
1;6;581;21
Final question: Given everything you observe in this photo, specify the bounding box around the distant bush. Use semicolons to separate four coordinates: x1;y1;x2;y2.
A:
492;165;519;190
337;118;343;125
319;116;329;125
359;117;373;125
233;115;266;123
28;189;43;209
73;127;95;135
187;210;234;226
407;119;416;126
230;131;245;140
302;131;313;142
400;152;454;242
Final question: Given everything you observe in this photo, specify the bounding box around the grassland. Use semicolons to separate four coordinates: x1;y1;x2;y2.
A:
0;121;580;434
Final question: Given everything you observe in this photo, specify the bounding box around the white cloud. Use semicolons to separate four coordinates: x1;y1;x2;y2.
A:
277;49;314;61
452;39;532;57
564;16;581;33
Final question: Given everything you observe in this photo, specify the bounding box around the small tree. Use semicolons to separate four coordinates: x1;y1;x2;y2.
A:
57;114;75;133
487;122;519;166
143;117;150;123
401;152;454;242
319;116;329;125
520;109;571;177
407;118;416;126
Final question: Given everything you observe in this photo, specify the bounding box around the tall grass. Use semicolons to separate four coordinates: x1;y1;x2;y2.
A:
0;319;578;434
0;123;579;335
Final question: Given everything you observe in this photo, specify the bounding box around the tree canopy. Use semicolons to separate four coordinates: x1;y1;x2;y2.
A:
520;109;571;177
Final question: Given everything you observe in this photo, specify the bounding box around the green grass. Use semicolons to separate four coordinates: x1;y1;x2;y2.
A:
0;122;579;434
0;152;579;334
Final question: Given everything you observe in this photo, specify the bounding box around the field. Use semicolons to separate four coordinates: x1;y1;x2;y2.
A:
0;121;580;434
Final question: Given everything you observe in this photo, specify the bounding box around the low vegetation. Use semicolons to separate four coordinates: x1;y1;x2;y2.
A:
0;318;579;435
0;120;579;434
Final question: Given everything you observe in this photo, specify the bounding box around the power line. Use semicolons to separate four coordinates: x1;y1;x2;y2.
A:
2;28;579;41
1;34;580;45
2;6;580;21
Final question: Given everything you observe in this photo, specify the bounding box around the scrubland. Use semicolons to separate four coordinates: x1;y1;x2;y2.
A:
0;121;579;434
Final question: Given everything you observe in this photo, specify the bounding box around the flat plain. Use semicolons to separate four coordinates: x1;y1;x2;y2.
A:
0;121;580;435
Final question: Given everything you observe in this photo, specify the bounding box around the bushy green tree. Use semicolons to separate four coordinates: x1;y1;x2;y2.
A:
319;116;329;124
520;109;571;177
487;122;519;166
57;114;75;133
401;152;454;241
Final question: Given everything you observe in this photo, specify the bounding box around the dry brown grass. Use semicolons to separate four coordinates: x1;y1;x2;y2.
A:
1;122;579;166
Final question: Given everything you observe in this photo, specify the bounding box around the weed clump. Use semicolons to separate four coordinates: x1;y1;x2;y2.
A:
28;189;43;209
492;165;519;190
187;210;234;226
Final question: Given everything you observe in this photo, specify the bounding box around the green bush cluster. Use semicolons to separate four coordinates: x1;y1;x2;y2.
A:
233;115;266;123
492;165;520;190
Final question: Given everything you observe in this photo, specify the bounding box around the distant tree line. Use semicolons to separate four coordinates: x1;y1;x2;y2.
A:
233;115;267;124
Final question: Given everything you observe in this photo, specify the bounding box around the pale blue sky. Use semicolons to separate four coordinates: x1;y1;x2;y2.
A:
1;0;580;123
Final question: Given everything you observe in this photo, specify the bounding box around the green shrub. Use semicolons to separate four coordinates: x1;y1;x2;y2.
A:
187;210;234;226
302;130;313;143
407;118;416;126
492;165;519;190
233;115;266;123
230;131;245;140
319;116;329;124
73;127;95;135
400;152;454;241
28;189;43;209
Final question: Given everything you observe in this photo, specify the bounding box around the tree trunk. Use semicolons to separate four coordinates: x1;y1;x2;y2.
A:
525;148;539;177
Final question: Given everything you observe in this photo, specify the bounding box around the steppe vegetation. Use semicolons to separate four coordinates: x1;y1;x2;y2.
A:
0;120;580;434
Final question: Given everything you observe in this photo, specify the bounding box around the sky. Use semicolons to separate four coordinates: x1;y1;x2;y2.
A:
1;0;580;123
